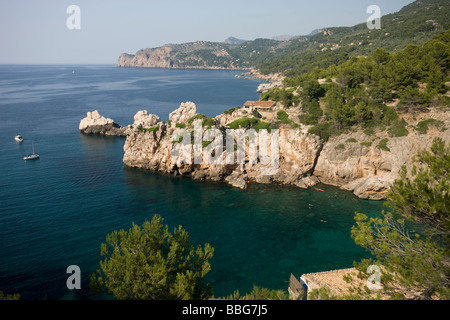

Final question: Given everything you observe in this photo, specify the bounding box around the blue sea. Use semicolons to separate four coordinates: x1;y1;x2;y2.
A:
0;65;384;300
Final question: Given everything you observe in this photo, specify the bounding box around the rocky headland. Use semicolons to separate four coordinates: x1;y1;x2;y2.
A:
79;104;450;200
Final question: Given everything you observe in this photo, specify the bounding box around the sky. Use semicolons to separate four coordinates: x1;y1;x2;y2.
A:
0;0;416;64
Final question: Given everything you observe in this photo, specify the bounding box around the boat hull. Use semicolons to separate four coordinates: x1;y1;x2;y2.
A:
24;155;39;160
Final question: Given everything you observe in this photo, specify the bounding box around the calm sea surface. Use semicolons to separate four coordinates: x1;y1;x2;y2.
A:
0;65;384;299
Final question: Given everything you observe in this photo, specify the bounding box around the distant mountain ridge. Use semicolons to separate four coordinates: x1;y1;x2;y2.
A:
118;0;449;74
224;37;247;45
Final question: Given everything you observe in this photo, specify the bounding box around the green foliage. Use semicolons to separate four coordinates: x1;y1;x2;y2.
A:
376;138;390;152
224;106;240;115
388;119;409;137
90;214;214;300
138;125;160;133
346;138;358;143
277;110;290;124
397;86;430;112
386;138;450;238
352;211;449;300
227;117;271;131
221;286;290;300
300;79;325;102
308;122;332;142
202;141;212;148
176;123;186;129
261;88;299;107
360;142;372;147
363;128;375;136
187;114;216;128
0;291;20;300
172;136;184;144
332;103;356;129
415;119;446;134
351;138;450;300
275;32;450;140
299;99;323;125
252;110;262;119
335;144;345;150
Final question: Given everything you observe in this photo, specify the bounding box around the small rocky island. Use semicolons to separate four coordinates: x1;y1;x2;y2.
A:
79;101;450;200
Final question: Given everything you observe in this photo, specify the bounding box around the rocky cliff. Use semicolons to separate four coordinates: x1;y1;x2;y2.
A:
314;109;450;200
79;110;127;136
80;106;450;200
118;43;242;69
121;102;323;190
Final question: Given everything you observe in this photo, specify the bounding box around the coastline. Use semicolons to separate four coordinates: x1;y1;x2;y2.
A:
79;67;450;202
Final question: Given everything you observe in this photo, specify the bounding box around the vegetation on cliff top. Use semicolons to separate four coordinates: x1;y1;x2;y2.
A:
120;0;449;75
262;31;449;141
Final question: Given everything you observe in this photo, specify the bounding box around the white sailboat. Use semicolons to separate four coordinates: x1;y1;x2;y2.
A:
15;135;23;142
24;141;39;160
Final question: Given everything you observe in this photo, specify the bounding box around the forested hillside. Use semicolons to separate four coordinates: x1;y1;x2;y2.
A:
261;31;449;141
257;0;450;75
118;0;449;74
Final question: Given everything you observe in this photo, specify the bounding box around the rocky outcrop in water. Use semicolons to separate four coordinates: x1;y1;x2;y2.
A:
80;105;450;200
122;102;323;190
79;110;127;136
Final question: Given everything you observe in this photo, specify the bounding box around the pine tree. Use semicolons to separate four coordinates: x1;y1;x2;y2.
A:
90;214;214;300
350;138;450;300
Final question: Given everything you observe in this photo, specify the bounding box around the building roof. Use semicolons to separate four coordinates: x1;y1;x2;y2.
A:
243;101;277;108
301;268;357;296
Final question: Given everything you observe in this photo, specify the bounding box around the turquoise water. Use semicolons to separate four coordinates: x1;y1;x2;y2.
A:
0;65;384;299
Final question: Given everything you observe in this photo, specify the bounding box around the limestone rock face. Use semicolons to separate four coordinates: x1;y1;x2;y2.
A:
314;117;450;200
122;105;324;190
118;46;174;68
225;172;248;189
256;80;284;93
133;110;161;128
79;110;115;130
82;103;450;200
79;110;125;136
169;102;197;126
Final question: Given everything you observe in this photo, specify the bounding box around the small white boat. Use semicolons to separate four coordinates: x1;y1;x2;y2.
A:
15;135;23;143
24;141;39;160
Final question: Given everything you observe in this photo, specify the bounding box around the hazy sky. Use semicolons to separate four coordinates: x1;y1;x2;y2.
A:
0;0;415;64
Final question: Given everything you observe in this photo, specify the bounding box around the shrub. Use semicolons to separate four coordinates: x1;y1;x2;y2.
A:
224;106;240;115
388;119;409;137
176;123;186;129
187;114;216;128
360;141;372;147
252;110;263;119
89;214;214;300
308;122;332;141
335;144;345;150
171;136;183;144
415;119;445;134
346;138;358;143
277;110;290;124
363;127;375;136
139;125;160;133
227;117;271;131
377;138;390;152
299;99;322;125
